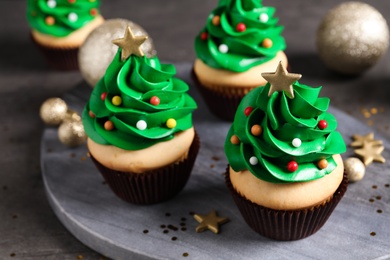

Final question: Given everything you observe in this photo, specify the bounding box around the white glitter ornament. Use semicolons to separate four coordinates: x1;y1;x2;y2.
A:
259;13;269;23
292;138;302;148
249;156;258;165
47;0;56;8
68;12;78;22
219;44;228;53
316;2;389;75
136;120;147;130
79;19;156;87
344;157;366;182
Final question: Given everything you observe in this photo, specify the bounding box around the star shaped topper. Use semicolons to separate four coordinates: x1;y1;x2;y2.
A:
112;27;148;61
261;61;302;99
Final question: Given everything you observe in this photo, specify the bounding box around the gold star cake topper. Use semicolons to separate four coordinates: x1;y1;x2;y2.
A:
194;210;229;234
350;132;383;148
354;140;386;166
261;61;302;98
112;26;148;61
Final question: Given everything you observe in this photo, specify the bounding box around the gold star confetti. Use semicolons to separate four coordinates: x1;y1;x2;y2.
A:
194;210;229;234
354;140;385;166
261;61;302;99
350;132;383;148
112;26;148;60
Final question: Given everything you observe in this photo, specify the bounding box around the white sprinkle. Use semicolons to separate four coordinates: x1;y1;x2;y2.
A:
218;44;228;53
136;120;147;131
249;156;259;165
259;13;269;23
292;138;302;148
68;12;78;22
47;0;56;8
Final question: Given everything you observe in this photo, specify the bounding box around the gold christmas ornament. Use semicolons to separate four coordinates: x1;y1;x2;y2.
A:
58;119;87;147
344;157;366;182
78;19;156;87
194;210;229;234
316;2;389;75
354;140;385;166
40;98;68;126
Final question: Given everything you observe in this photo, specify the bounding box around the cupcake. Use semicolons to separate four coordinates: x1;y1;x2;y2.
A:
193;0;288;121
27;0;104;70
82;27;199;205
224;62;347;240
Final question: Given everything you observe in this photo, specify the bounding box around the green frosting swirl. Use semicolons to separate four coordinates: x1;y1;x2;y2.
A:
27;0;101;37
195;0;286;72
225;82;346;183
82;51;197;150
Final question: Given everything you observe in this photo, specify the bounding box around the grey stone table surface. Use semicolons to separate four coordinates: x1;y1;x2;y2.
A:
1;0;390;259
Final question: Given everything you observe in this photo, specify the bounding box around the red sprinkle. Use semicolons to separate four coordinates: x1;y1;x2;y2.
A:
287;161;298;172
244;106;253;116
68;0;76;3
150;96;160;106
88;111;95;118
236;23;246;32
90;8;98;16
101;92;107;101
318;120;328;130
200;32;208;41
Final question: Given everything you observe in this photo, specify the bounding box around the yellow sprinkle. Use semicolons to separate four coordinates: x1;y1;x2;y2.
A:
371;108;378;115
363;112;371;118
112;96;122;106
166;118;177;129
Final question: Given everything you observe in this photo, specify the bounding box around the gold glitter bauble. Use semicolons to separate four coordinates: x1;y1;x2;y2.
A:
79;19;156;87
40;98;68;126
316;2;389;75
344;157;366;182
58;119;87;147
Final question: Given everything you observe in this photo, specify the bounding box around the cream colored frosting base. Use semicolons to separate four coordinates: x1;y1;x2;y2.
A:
31;16;104;48
230;154;344;211
194;51;288;89
88;127;195;174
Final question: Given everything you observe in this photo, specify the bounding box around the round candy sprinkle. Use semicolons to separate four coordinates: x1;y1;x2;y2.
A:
68;12;78;22
262;38;273;48
236;23;246;32
104;120;114;131
47;0;56;8
249;156;259;165
259;13;269;22
166;118;177;129
318;120;328;130
68;0;76;3
112;96;122;106
90;8;98;16
100;92;107;101
88;110;95;118
318;159;328;169
219;44;228;53
230;135;240;145
251;124;262;136
212;15;221;26
292;138;302;148
150;96;160;106
200;32;208;41
244;106;253;116
136;120;147;130
45;16;55;25
287;161;298;172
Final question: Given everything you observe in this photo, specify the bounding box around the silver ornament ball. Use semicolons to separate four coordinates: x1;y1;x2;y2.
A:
316;2;389;75
40;98;68;126
79;19;157;87
58;119;87;147
344;157;366;183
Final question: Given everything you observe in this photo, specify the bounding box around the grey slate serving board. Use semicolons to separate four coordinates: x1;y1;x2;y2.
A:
41;63;390;260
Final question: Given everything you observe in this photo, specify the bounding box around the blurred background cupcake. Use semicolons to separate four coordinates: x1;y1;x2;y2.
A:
27;0;104;70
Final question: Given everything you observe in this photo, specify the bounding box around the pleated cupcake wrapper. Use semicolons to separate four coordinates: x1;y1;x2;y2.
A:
30;33;79;70
225;167;348;241
91;133;200;205
191;69;253;121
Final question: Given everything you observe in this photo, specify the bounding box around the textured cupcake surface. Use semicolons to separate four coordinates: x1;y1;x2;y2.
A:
27;0;101;37
83;52;197;150
225;81;346;183
195;0;286;72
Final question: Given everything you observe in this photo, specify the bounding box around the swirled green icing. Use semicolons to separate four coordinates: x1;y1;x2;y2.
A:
27;0;101;37
224;82;346;183
195;0;286;72
82;50;197;150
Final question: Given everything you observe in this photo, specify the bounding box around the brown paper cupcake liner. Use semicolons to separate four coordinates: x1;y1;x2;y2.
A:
191;69;253;121
90;133;200;205
225;167;348;241
30;33;79;70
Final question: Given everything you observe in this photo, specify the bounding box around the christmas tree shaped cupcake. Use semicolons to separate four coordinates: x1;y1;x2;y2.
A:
193;0;288;120
82;27;199;205
27;0;104;70
225;62;347;240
